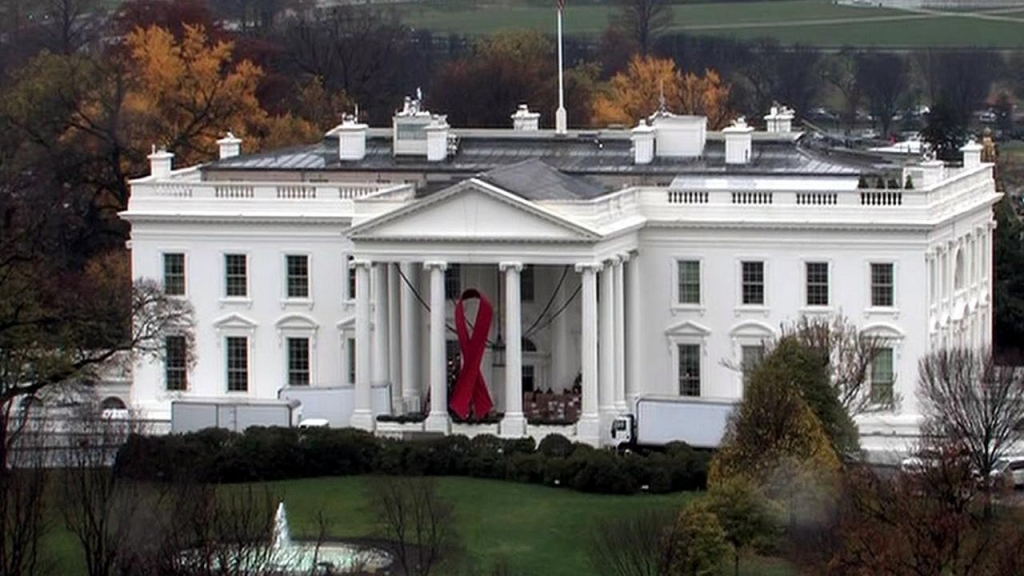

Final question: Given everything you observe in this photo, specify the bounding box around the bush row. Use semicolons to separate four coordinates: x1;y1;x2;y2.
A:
114;427;709;495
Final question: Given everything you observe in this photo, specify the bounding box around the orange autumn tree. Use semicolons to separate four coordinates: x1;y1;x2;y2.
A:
592;55;732;129
119;24;318;169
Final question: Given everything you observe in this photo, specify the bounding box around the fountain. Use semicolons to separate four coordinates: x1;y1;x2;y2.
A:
266;502;391;574
183;502;390;575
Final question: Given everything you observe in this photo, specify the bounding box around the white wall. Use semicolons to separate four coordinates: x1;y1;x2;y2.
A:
131;221;353;418
633;225;931;417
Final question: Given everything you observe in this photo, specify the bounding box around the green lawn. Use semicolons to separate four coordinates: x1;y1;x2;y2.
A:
395;0;1024;47
47;476;796;575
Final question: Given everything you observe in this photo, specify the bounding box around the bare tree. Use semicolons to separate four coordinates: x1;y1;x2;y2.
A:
43;0;100;54
856;52;908;138
821;48;862;134
0;409;51;576
782;314;893;416
586;509;679;576
611;0;673;56
61;400;150;576
369;476;460;576
917;347;1024;482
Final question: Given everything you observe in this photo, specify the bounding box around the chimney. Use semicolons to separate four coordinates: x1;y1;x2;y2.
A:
148;146;174;178
337;116;369;161
919;159;946;187
764;104;795;133
512;104;540;131
425;118;450;162
631;119;655;165
217;132;242;160
960;139;983;169
723;117;754;165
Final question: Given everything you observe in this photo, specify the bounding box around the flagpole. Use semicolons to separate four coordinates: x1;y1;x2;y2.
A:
555;3;567;135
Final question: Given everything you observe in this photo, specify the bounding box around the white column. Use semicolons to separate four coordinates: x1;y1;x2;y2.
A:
551;267;573;391
613;255;627;412
500;262;526;437
599;260;615;425
372;264;390;398
425;261;450;433
400;262;421;412
576;263;601;446
625;251;641;408
351;259;373;430
388;263;402;413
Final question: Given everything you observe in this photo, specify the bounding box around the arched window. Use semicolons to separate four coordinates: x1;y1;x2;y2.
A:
101;397;127;411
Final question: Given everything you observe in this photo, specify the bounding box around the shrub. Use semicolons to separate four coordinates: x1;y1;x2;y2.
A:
506;452;546;484
665;502;730;576
537;434;574;458
570;451;638;495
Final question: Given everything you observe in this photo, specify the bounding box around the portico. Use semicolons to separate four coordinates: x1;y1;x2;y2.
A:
346;178;638;445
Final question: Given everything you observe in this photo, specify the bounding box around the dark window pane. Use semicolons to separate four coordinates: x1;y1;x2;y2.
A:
225;254;247;297
741;261;764;305
287;337;310;386
226;336;248;391
521;265;535;302
678;344;701;396
678;260;700;304
806;262;829;306
445;264;461;299
165;336;187;391
286;255;309;299
164;253;185;296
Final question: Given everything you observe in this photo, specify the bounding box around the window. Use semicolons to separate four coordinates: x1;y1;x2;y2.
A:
286;255;309;299
871;263;894;307
225;254;248;298
346;255;356;300
521;265;535;302
741;261;764;305
870;348;895;405
954;250;965;291
226;336;249;391
347;338;356;385
163;253;185;296
740;344;764;374
445;264;461;299
677;260;701;305
678;344;701;396
806;262;829;306
165;335;187;391
287;337;310;386
522;365;536;392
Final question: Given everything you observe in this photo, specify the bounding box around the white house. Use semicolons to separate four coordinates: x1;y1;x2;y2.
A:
120;99;999;454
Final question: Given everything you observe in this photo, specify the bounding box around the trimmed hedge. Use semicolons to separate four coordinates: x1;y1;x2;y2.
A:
114;428;710;495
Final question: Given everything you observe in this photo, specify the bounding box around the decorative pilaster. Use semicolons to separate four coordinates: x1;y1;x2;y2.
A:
500;262;526;437
424;261;450;433
350;259;374;430
576;262;601;446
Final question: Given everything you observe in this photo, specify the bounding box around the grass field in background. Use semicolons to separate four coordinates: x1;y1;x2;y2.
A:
46;476;797;575
396;0;1024;47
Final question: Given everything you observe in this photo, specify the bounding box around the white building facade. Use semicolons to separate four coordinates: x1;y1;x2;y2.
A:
121;103;999;453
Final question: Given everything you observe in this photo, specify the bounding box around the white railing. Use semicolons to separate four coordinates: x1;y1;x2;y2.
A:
133;180;413;202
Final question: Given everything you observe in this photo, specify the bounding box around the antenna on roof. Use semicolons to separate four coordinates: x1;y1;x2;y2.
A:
354;103;360;121
555;0;567;135
658;79;667;114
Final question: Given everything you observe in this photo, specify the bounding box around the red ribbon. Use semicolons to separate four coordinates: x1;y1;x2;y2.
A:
449;289;495;420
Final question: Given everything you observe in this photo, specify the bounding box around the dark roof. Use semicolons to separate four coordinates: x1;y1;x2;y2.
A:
477;159;608;200
207;128;868;177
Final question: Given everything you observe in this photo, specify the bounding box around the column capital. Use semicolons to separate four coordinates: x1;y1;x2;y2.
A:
499;261;524;273
423;260;448;271
350;258;372;270
615;252;632;263
575;262;603;273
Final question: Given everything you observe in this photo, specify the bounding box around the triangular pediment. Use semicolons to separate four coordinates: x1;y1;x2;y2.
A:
349;179;601;243
665;320;712;337
213;313;258;330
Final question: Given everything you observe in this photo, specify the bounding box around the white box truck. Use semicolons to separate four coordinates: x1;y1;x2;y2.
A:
171;398;302;433
611;395;739;449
